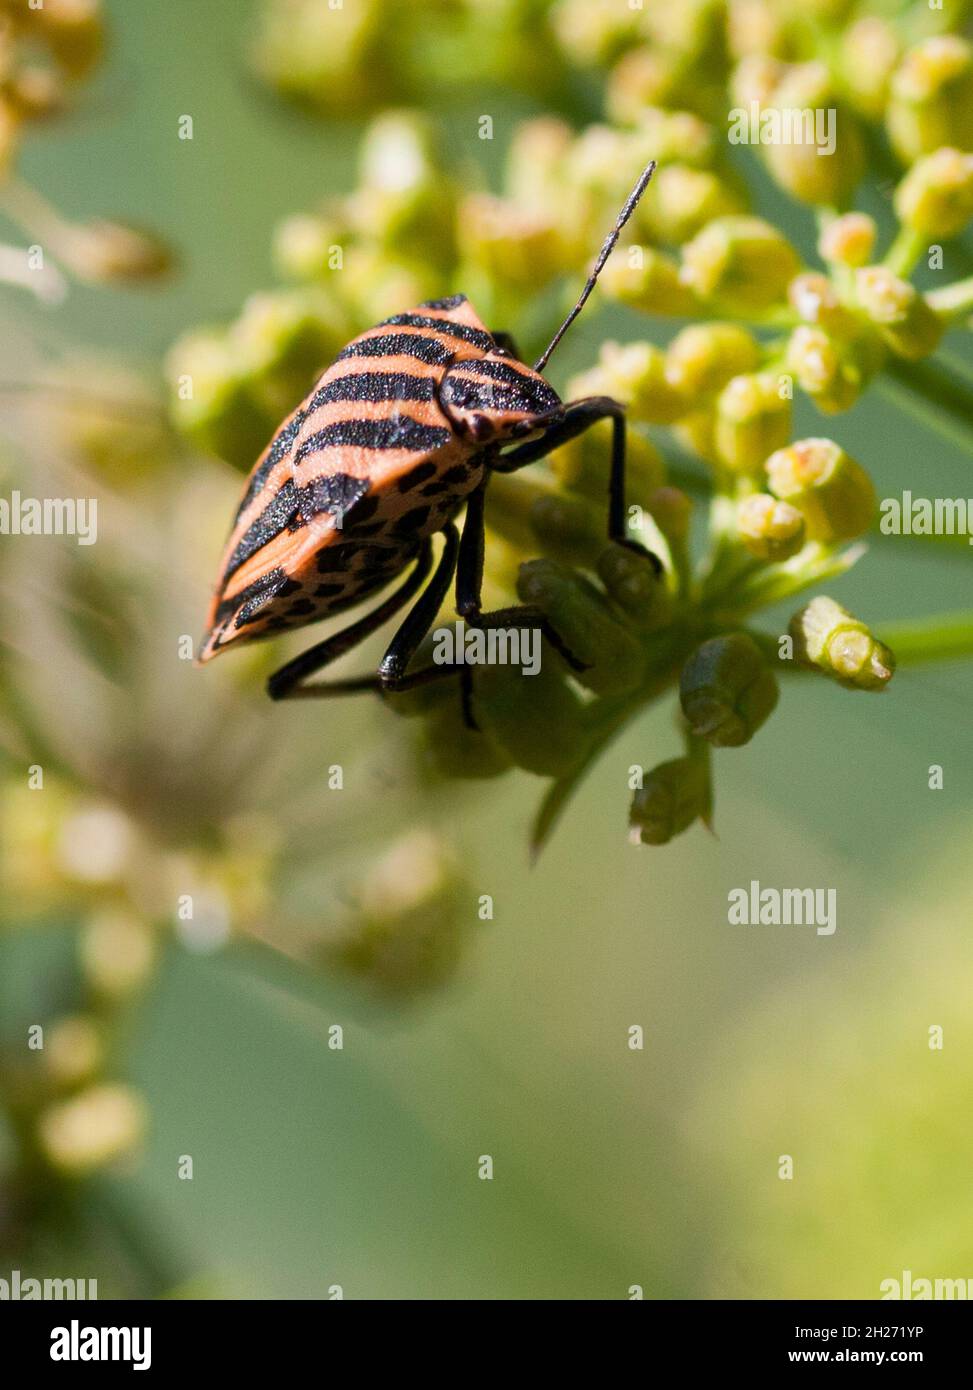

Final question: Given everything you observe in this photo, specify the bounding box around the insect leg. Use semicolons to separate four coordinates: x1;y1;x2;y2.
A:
493;395;661;567
267;538;438;700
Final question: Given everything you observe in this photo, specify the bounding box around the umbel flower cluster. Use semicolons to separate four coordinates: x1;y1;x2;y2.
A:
170;0;973;851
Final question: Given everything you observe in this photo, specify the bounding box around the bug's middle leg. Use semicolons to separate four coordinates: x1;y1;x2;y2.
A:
268;529;463;700
455;477;589;678
492;394;661;568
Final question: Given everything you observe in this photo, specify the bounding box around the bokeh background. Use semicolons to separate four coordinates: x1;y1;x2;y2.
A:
1;0;972;1299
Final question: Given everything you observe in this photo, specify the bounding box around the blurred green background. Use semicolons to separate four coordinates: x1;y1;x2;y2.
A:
1;0;972;1299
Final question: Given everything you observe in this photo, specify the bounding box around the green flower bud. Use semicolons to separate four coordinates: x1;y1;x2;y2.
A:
761;64;865;206
665;322;762;396
729;54;786;109
603;47;687;119
727;6;788;65
789;596;895;690
553;0;641;68
647;486;693;545
332;831;467;994
516;558;646;696
253;0;384;113
887;36;973;165
714;371;792;473
597;542;673;632
67;219;175;284
600;244;701;316
855;267;944;361
817;212;877;269
679;632;779;747
587;340;688;425
641;163;747;246
505;117;573;213
681;216;802;312
839;17;900;120
674;408;719;465
629;755;712;845
528;492;603;566
418;696;515;781
894;147;973;239
44;1015;105;1088
352;111;455;258
626;107;717;169
459;192;562;290
273;211;348;281
230;288;348;385
547;418;666;505
766;438;876;541
737;492;806;561
166;330;270;470
475;661;588;778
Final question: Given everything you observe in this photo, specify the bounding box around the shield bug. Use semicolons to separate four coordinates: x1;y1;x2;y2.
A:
199;161;659;716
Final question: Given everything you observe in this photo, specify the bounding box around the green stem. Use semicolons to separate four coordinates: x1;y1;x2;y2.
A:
927;275;973;320
884;226;926;278
879;611;973;665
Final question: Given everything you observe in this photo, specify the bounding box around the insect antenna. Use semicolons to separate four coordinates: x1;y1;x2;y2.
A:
533;159;657;374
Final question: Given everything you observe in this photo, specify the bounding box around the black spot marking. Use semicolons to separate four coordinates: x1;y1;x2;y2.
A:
441;464;469;484
314;582;345;598
393;505;431;534
420;480;451;497
396;461;438;491
287;599;316;616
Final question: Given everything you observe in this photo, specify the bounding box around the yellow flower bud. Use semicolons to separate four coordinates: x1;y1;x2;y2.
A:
39;0;105;80
761;64;865;206
839;17;900;120
855;266;943;360
789;596;895;690
681;216;802;312
592;340;688;424
887;35;973;164
641;164;747;246
666;322;761;396
785;325;863;414
600;244;700;316
817;212;877;269
714;371;792;474
766;438;876;540
44;1016;105;1088
894;147;973;239
79;910;157;1001
737;493;806;560
38;1084;146;1175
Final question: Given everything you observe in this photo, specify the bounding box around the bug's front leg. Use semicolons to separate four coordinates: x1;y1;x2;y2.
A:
492;395;662;570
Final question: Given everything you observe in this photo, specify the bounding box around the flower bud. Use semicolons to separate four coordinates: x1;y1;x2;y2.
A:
681;216;802;312
839;17;900;120
855;266;943;360
548;417;665;505
39;0;105;80
628;107;716;169
817;212;877;268
679;633;779;747
505;118;573;210
44;1016;104;1088
665;322;761;397
0;100;18;176
553;0;641;68
273;211;347;281
587;340;688;424
729;54;786;110
761;64;865;206
475;661;588;778
68;219;175;284
600;245;700;316
641;164;747;246
727;4;788;63
597;542;673;631
714;371;792;473
517;558;646;696
789;596;895;690
629;756;712;845
459;192;561;290
418;697;514;781
79;910;157;1000
166;329;269;471
888;36;973;165
737;493;806;560
604;47;684;119
766;437;875;540
894;147;973;239
37;1084;146;1175
785;325;863;414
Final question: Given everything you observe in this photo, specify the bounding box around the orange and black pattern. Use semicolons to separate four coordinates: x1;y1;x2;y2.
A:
199;295;561;662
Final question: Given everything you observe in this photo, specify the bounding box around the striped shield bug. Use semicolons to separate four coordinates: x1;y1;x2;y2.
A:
199;161;659;719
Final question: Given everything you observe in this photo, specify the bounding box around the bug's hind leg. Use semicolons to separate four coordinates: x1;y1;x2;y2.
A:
268;527;461;701
492;395;661;569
